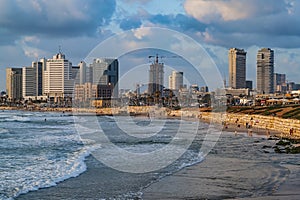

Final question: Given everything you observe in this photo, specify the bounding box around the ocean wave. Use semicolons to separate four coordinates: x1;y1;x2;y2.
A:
0;145;99;200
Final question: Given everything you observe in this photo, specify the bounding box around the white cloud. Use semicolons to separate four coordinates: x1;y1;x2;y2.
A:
132;26;152;39
184;0;286;23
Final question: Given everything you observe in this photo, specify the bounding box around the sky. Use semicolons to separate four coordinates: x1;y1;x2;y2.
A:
1;0;300;91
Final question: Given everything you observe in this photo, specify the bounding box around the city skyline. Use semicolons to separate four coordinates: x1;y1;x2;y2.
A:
0;0;300;91
3;47;300;96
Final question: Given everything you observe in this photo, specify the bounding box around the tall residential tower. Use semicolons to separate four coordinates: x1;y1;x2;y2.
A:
169;71;183;91
257;48;274;94
228;48;246;89
6;68;23;100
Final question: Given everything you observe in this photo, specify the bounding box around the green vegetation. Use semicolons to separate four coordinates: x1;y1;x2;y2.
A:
282;107;300;119
227;105;300;120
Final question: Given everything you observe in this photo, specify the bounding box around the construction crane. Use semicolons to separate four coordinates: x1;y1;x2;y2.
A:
148;54;181;64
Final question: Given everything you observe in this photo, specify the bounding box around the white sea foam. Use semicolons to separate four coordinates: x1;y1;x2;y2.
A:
0;111;101;199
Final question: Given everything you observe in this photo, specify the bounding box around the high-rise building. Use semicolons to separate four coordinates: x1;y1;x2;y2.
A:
78;61;86;85
148;55;164;95
22;61;44;97
257;48;274;94
90;58;119;97
71;65;80;84
6;68;23;100
169;71;183;91
86;64;93;83
72;61;87;85
43;53;74;102
228;48;246;89
274;73;286;93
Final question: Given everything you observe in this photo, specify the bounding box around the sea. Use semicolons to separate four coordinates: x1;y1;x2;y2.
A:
0;110;299;199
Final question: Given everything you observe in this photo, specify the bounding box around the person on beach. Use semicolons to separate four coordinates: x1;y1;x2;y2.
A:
266;129;270;138
290;128;294;136
248;129;253;137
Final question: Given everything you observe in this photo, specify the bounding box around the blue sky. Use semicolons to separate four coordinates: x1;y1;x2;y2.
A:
0;0;300;91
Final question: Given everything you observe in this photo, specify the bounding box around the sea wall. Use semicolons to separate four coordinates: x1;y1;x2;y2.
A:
167;109;300;137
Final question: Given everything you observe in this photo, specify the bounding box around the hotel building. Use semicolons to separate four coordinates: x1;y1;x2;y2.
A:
43;53;74;102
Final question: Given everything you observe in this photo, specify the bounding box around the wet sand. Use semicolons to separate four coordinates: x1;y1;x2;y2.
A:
142;155;300;200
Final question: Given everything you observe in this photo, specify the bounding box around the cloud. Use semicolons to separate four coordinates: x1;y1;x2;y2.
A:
0;0;116;44
118;12;206;33
184;0;286;23
182;0;300;49
120;17;142;30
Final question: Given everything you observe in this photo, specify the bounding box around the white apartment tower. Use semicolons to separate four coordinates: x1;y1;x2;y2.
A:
169;71;183;90
43;53;74;101
228;48;246;89
257;48;274;94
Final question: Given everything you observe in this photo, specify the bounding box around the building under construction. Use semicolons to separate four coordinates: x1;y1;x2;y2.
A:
148;54;164;95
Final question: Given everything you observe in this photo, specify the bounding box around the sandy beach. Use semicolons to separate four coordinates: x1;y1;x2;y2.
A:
142;154;300;200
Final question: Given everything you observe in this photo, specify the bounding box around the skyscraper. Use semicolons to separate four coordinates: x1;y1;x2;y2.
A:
78;61;86;85
257;48;274;94
43;52;74;102
148;55;164;95
6;68;23;100
22;61;44;97
274;73;286;93
169;71;183;91
228;48;246;89
90;58;119;97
